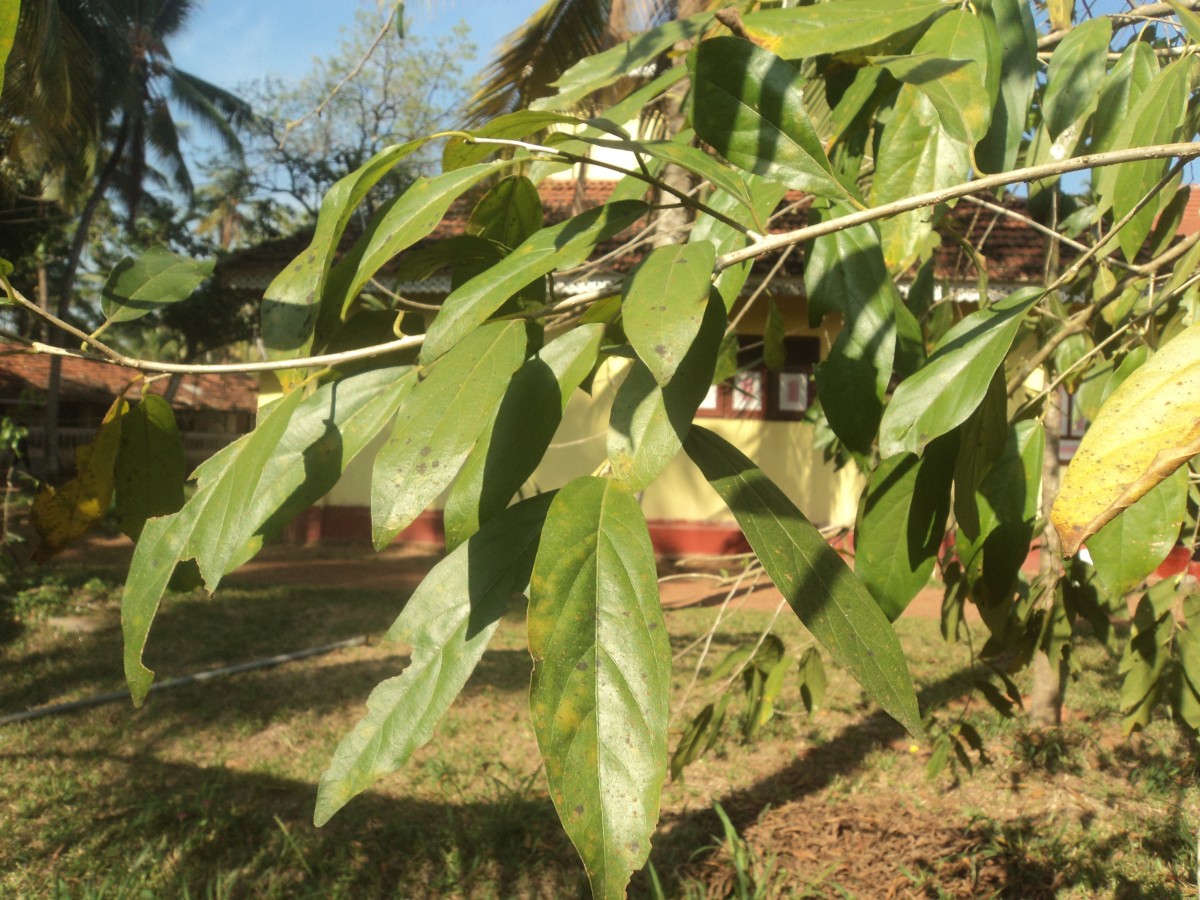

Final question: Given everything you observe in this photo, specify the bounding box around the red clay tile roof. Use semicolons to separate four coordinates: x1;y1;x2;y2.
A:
216;178;1200;292
0;345;257;413
1178;185;1200;236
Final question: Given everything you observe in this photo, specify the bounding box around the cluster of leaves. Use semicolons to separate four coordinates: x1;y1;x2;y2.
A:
10;1;1200;896
671;635;825;781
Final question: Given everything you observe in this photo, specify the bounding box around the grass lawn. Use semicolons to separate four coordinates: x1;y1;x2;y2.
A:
1;553;1198;898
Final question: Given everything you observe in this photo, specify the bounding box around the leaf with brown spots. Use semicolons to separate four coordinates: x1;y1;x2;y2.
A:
528;477;670;900
32;396;128;560
622;241;716;387
1053;321;1200;556
371;321;526;549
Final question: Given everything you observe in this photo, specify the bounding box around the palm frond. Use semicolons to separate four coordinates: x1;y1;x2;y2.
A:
166;67;249;157
463;0;679;126
464;0;610;126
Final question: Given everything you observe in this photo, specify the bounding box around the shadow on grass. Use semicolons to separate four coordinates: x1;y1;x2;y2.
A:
0;749;589;898
0;583;421;717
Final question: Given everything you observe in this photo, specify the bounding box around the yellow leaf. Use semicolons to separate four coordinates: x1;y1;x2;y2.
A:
31;397;129;560
1048;0;1073;31
1052;322;1200;556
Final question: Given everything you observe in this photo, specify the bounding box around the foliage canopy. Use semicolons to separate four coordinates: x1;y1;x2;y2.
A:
6;1;1200;896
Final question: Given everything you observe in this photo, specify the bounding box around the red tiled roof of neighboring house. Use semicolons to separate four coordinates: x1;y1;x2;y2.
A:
0;344;257;413
215;178;1200;292
1178;185;1200;236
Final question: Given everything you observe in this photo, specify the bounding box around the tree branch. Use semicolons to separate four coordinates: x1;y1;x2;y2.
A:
1037;0;1200;50
716;142;1200;271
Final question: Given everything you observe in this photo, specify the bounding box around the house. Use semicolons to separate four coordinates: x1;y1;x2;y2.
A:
221;171;1120;556
0;346;257;476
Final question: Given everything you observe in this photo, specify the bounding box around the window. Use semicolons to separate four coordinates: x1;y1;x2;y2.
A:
697;336;819;421
1058;386;1089;462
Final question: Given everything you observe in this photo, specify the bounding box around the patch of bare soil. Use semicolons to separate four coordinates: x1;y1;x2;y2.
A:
690;794;1007;899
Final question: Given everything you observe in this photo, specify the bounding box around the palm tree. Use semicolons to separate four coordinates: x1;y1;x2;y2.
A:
465;0;709;125
58;0;249;318
3;1;249;475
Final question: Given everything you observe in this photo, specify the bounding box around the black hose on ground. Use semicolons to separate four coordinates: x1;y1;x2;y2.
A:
0;635;369;726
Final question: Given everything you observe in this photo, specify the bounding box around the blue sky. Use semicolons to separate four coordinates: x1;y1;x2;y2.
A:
169;1;544;180
173;0;544;89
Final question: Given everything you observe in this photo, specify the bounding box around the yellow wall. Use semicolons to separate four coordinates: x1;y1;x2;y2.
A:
308;292;864;529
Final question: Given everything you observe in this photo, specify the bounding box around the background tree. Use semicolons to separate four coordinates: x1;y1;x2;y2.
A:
231;9;475;222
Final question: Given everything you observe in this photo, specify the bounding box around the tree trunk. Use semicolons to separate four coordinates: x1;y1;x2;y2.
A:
649;0;705;248
41;117;129;480
1029;387;1066;727
37;256;61;479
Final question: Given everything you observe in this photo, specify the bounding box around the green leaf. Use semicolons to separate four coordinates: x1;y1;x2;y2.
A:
442;110;580;171
856;434;958;620
114;395;185;540
1053;322;1200;555
123;388;303;701
325;163;503;318
953;371;1008;539
684;426;922;736
0;1;17;95
443;325;604;550
690;177;788;309
1110;59;1194;261
871;83;968;271
99;248;214;324
804;205;898;453
32;398;127;559
261;138;431;367
1041;17;1112;141
671;703;719;782
623;242;716;386
609;290;725;490
420;200;648;362
1088;468;1188;598
1165;0;1200;44
869;10;993;147
315;494;553;826
879;287;1042;458
740;0;949;61
764;299;786;374
1120;583;1176;733
530;11;713;113
797;647;826;715
528;477;670;900
976;0;1037;174
688;37;848;200
1090;41;1158;157
122;366;417;703
958;421;1044;619
373;321;527;549
466;175;543;250
527;68;688;184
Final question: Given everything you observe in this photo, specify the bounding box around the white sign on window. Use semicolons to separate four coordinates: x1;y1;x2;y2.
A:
699;384;721;412
778;372;809;413
732;371;764;412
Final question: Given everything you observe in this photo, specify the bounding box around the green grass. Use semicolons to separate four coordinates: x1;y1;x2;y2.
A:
1;558;1198;898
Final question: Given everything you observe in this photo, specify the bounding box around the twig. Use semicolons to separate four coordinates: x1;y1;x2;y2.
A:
460;136;764;241
1005;158;1187;394
960;195;1143;275
10;142;1200;379
726;244;796;337
277;5;402;149
1037;0;1200;49
716;142;1200;271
